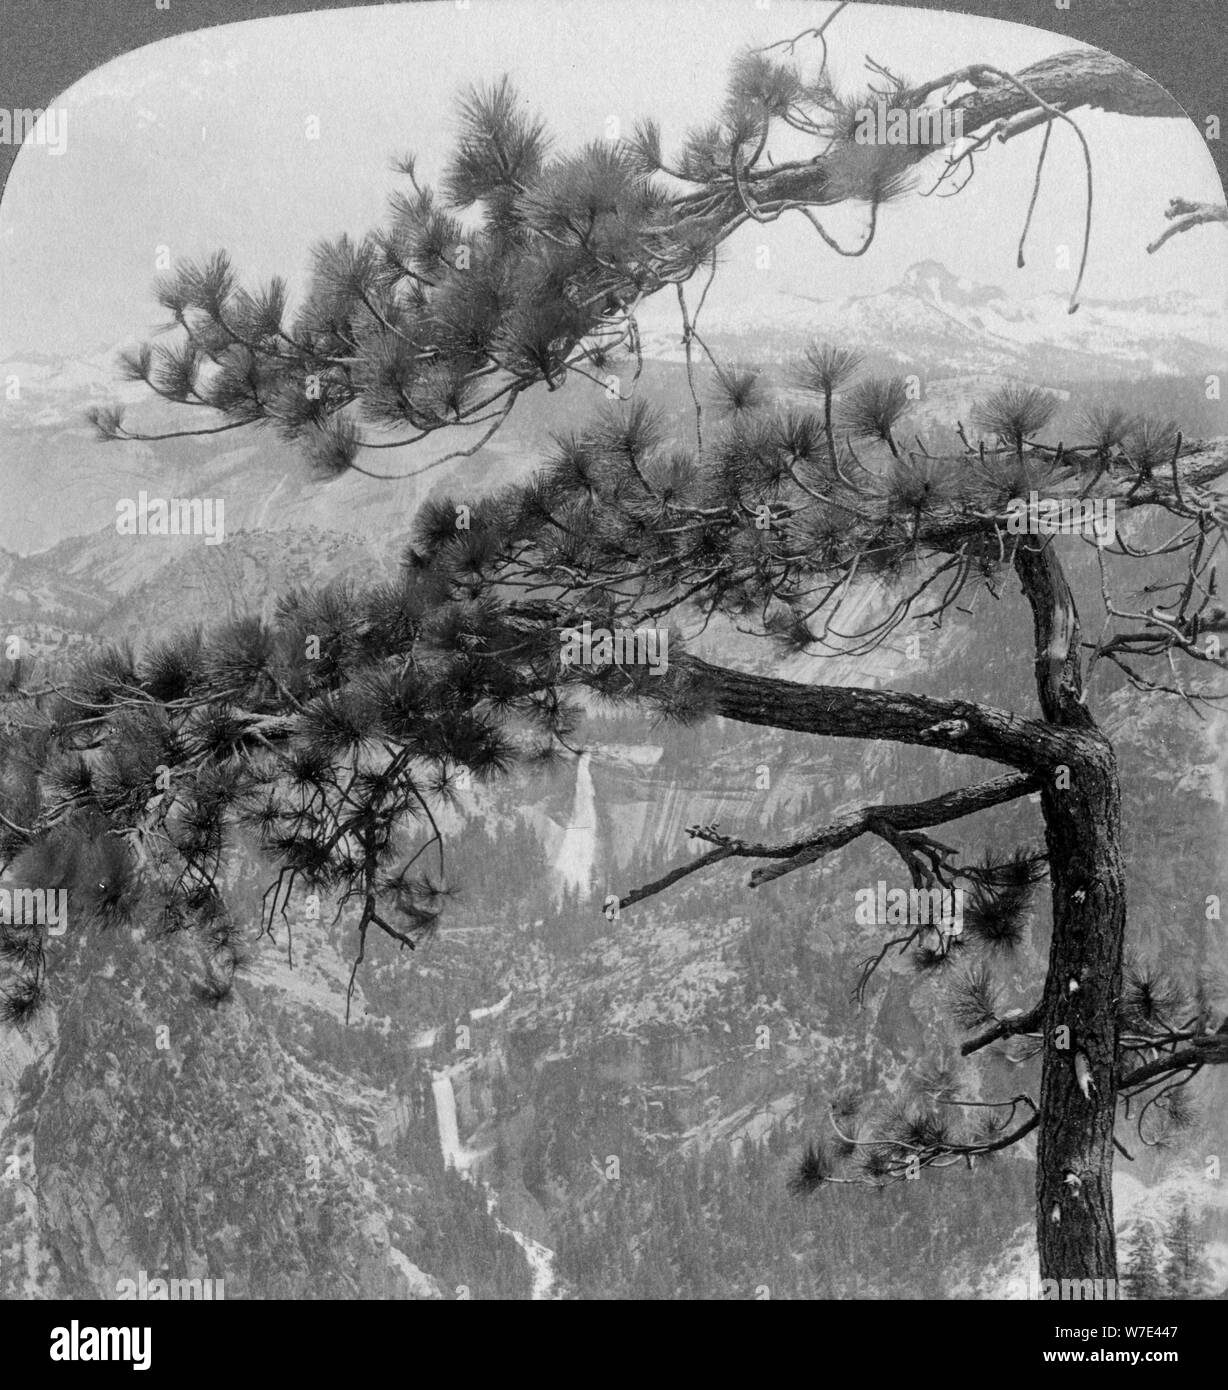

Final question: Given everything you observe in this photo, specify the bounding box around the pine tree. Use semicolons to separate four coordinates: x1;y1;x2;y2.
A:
1162;1203;1211;1299
3;10;1228;1296
1121;1221;1163;1300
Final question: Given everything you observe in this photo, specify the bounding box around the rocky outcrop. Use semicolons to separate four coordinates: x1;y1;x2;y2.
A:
2;917;453;1299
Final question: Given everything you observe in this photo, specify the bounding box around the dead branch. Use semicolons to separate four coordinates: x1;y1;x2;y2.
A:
1147;197;1228;254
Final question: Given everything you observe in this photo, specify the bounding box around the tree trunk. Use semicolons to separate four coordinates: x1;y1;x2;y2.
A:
1035;738;1125;1285
1013;533;1125;1286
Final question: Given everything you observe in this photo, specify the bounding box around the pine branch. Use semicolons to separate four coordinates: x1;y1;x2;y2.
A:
749;773;1040;888
102;45;1189;473
677;653;1071;773
1119;1032;1228;1091
1147;197;1228;254
960;1004;1044;1056
616;770;1038;911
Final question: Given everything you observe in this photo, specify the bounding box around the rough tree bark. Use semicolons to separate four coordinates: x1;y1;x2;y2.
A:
1014;537;1126;1284
1034;740;1125;1281
1018;536;1123;1284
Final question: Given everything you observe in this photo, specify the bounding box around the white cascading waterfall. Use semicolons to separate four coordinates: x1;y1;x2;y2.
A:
429;1066;555;1298
554;751;596;897
431;1070;470;1172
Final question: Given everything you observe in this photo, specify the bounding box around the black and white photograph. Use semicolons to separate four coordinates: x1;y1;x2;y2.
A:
1;0;1226;1336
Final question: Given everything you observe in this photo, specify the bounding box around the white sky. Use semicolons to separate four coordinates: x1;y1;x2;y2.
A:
0;0;1224;356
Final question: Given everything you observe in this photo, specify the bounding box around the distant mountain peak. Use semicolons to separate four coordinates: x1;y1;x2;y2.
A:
900;260;1004;308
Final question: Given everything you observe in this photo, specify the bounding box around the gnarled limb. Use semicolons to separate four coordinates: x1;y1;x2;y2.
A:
615;770;1039;911
1119;1030;1228;1091
748;772;1040;888
1148;197;1228;254
677;654;1075;773
1013;537;1093;729
961;1004;1044;1057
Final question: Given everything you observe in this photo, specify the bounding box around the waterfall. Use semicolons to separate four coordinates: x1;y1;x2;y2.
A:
496;1218;555;1301
555;751;596;897
428;1066;555;1298
430;1070;471;1172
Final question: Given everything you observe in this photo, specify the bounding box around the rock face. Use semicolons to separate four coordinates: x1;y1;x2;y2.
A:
2;917;457;1299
